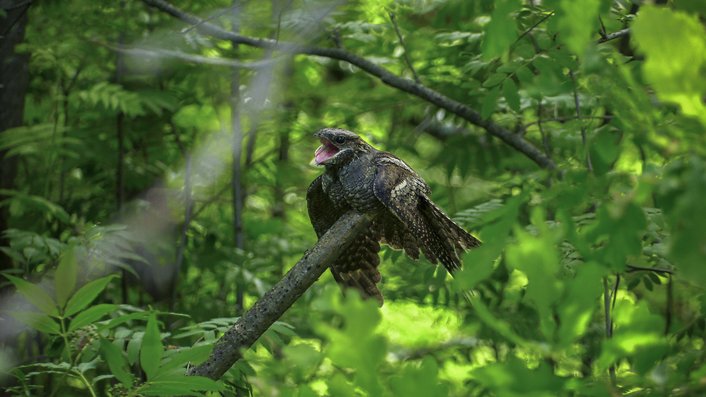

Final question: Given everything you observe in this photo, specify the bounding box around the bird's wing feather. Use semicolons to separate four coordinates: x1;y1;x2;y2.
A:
307;174;383;303
373;153;478;272
306;175;339;237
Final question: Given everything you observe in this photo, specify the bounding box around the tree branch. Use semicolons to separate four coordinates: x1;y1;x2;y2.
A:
597;28;629;44
388;11;420;83
103;44;280;69
141;0;556;170
187;211;372;379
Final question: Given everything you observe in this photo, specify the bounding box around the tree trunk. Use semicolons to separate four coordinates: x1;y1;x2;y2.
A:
230;0;246;315
0;1;31;272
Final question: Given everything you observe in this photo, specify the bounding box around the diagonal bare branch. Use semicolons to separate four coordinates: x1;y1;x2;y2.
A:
141;0;557;170
187;211;371;379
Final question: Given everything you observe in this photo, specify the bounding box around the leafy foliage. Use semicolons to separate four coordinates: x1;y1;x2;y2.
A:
1;0;705;396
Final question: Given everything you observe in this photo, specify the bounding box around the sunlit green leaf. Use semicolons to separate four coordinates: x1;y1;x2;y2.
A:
632;6;706;124
555;0;600;56
389;357;449;396
472;357;565;394
482;0;521;59
556;263;605;346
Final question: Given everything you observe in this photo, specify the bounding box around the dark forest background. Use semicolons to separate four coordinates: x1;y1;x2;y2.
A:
1;0;706;395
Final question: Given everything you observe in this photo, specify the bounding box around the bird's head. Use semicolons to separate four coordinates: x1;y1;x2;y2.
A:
311;128;372;167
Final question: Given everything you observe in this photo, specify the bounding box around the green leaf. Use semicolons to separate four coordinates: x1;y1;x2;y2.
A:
632;6;706;124
158;344;213;374
589;127;621;175
141;313;163;380
481;87;501;119
140;375;223;396
506;207;562;339
4;275;57;316
455;196;523;290
557;263;605;346
100;339;134;387
11;311;61;334
482;0;521;59
502;78;520;111
68;304;117;332
327;373;357;397
320;294;385;396
555;0;600;55
55;246;78;310
64;275;116;317
127;333;143;366
482;73;506;88
472;357;565;394
389;357;449;397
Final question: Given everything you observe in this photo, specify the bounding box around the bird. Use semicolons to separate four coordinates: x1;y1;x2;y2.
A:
306;127;481;303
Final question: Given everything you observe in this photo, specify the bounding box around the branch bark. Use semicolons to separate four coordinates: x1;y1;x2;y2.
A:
141;0;556;170
187;211;371;379
597;28;629;43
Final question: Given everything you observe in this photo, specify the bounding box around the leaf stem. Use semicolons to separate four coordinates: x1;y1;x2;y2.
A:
73;369;98;397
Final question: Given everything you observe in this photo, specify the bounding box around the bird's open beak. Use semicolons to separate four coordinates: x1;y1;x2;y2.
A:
311;137;340;166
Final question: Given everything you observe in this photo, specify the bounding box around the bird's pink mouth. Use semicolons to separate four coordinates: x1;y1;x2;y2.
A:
314;139;339;165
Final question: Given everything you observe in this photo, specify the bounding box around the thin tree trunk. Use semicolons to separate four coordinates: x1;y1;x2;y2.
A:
0;1;31;272
230;0;246;314
171;148;193;310
116;0;128;303
272;63;294;220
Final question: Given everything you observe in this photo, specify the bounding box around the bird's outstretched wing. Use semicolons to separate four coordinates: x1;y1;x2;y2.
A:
373;154;480;273
306;175;383;303
306;175;340;237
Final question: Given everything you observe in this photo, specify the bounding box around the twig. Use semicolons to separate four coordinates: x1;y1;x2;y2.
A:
141;0;556;170
625;264;674;275
178;5;236;35
611;274;619;310
511;11;554;49
191;185;230;220
388;12;420;83
188;211;372;379
524;115;613;128
597;28;629;44
603;277;616;385
665;274;673;335
598;16;608;41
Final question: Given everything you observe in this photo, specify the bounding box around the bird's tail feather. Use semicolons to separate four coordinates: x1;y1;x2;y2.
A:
420;198;481;273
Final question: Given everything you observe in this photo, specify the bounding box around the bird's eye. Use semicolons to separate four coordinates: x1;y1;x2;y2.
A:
334;136;346;144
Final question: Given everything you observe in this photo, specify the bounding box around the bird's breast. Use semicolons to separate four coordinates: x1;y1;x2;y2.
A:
336;155;382;213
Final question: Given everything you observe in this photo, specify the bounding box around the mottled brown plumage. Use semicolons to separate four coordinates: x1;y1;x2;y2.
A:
307;128;480;303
